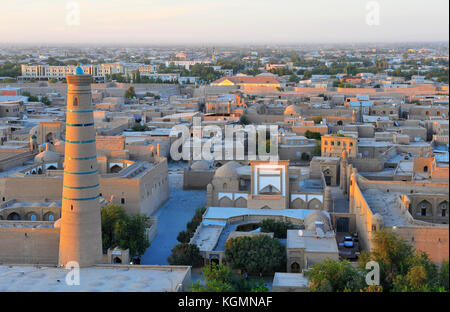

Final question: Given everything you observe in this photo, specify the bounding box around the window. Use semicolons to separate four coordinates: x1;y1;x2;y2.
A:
350;142;353;146
423;166;428;173
372;225;377;232
324;141;328;145
73;96;78;106
121;198;125;204
441;203;447;217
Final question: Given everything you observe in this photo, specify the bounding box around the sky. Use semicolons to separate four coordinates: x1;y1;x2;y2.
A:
0;0;448;45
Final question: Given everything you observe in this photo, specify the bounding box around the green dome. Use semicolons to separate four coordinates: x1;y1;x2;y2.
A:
74;66;84;75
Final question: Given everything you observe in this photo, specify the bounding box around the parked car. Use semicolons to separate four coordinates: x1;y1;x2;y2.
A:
344;236;354;248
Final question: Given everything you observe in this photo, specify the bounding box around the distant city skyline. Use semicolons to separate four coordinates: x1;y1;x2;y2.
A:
0;0;449;45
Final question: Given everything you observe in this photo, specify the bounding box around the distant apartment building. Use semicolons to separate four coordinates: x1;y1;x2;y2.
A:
164;59;211;70
20;63;158;80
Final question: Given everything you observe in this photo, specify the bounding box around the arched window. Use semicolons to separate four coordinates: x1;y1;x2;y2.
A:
440;202;448;217
73;96;79;106
423;166;428;173
419;200;431;216
30;215;37;221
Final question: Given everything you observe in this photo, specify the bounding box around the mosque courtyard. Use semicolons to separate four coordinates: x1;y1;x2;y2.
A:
140;162;206;265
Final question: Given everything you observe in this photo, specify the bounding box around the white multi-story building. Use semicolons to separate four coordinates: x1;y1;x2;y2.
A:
20;63;158;80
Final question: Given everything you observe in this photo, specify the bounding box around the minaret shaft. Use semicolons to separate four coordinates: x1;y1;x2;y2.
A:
58;73;103;267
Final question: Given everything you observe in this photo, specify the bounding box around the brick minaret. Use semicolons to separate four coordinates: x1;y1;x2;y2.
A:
58;67;102;267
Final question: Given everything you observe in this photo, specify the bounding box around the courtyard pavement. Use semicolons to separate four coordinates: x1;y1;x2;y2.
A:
140;162;206;265
329;186;350;213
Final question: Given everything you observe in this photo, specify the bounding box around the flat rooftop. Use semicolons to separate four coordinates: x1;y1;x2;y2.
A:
0;265;190;292
190;224;223;252
272;273;309;289
362;189;410;227
204;207;328;222
287;229;338;253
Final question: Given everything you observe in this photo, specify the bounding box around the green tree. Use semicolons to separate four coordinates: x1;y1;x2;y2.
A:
167;243;204;267
125;86;136;99
177;230;191;243
239;114;250;125
438;261;449;291
359;230;442;292
308;259;365;292
0;62;21;77
131;123;149;131
101;204;128;252
100;204;150;257
259;219;296;239
176;206;206;243
41;96;51;106
304;130;322;140
301;152;310;161
225;235;286;274
191;263;269;292
289;74;300;83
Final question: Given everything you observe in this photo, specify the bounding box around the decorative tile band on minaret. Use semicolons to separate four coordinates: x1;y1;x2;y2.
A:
58;66;103;267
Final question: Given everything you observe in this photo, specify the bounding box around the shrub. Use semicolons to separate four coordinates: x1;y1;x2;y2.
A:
225;235;286;274
167;243;203;267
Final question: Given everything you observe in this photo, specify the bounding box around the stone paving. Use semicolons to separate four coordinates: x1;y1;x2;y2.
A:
141;162;206;265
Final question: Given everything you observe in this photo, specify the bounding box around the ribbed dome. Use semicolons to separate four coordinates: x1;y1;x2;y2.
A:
215;161;242;178
304;210;331;232
246;107;257;114
191;160;211;171
34;144;60;163
284;104;301;115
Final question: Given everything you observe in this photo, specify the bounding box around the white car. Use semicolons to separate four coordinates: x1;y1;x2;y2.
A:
343;236;354;248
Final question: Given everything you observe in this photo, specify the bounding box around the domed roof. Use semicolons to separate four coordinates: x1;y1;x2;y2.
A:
34;144;60;163
246;107;257;114
29;125;39;136
215;161;242;178
74;65;84;75
191;160;211;171
304;210;331;232
284;104;301;115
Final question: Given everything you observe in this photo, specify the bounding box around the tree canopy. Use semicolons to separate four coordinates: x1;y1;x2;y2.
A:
225;235;286;274
125;86;136;99
101;204;150;257
190;263;269;292
167;243;204;267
